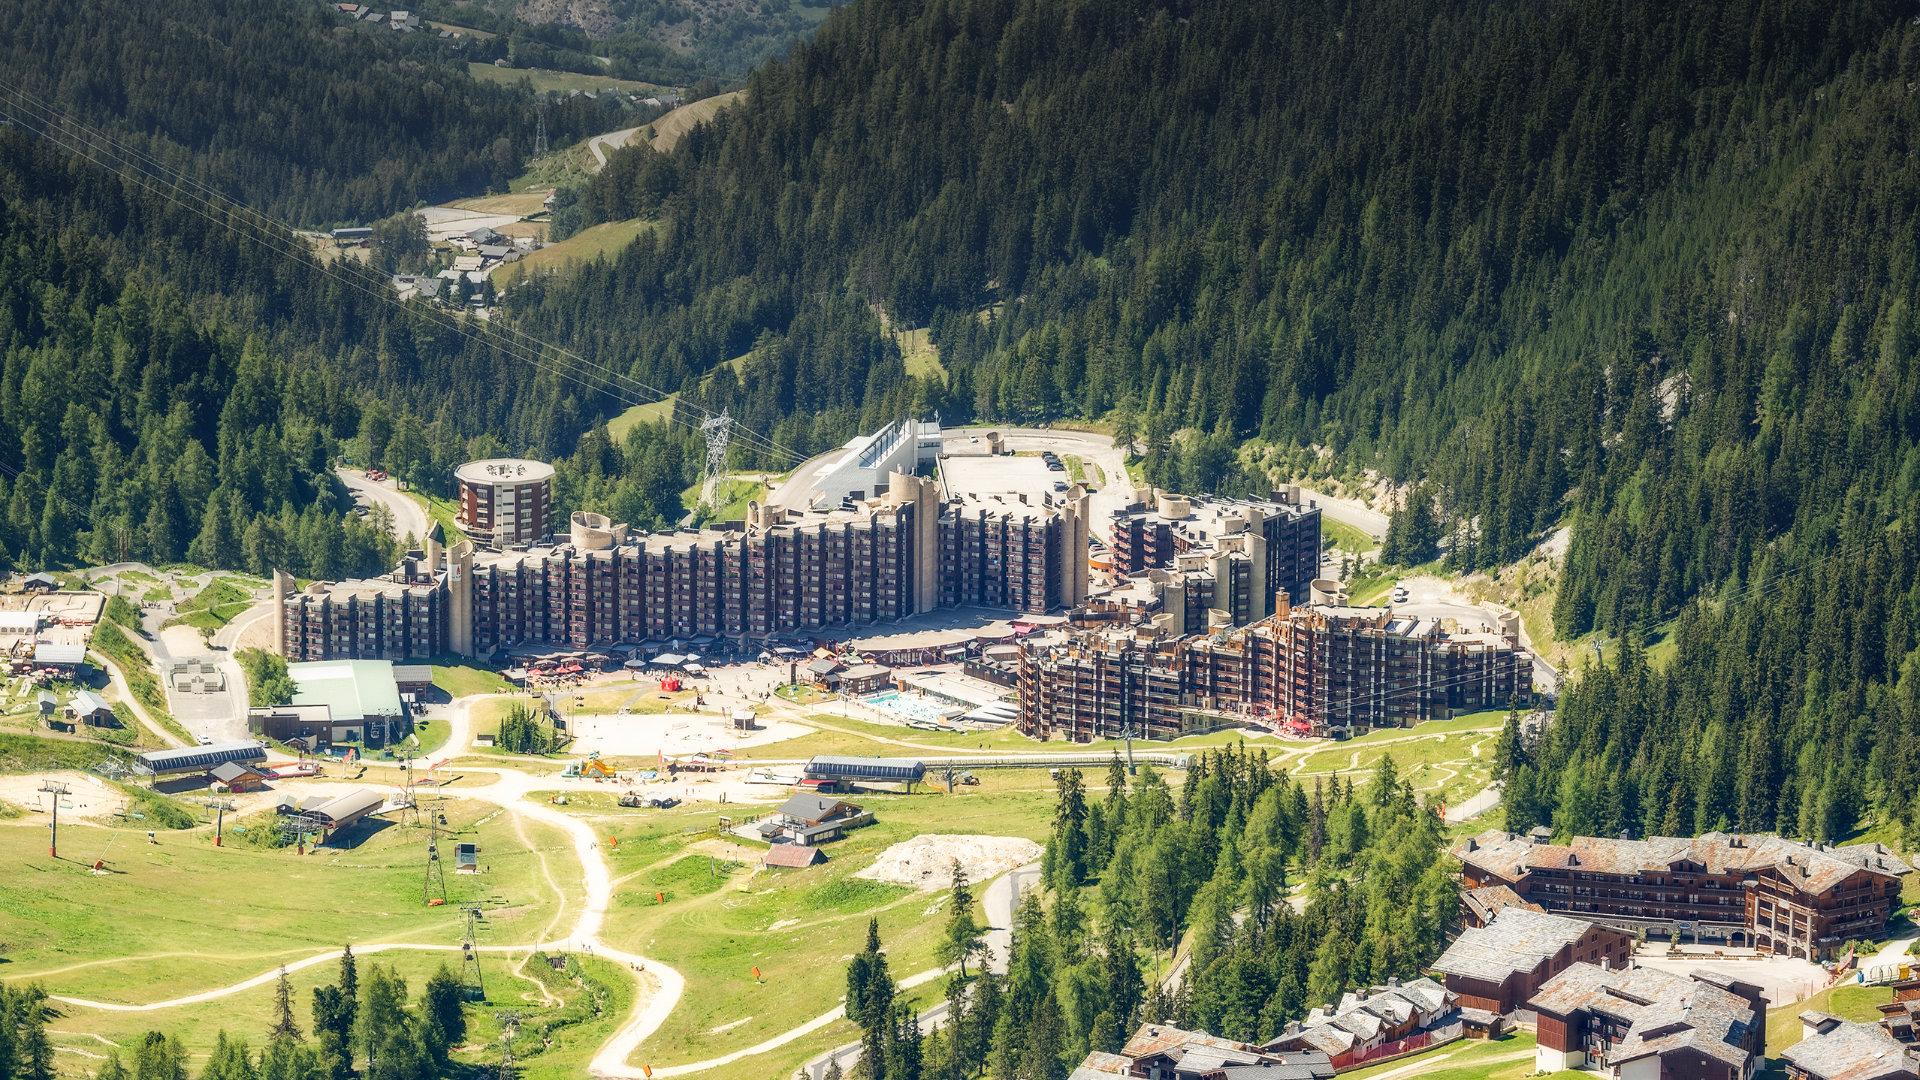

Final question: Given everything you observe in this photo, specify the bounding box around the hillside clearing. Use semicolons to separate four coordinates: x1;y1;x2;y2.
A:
468;62;663;96
495;218;659;289
645;91;745;152
446;190;551;217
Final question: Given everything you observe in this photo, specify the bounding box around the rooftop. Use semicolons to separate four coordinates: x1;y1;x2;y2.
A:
288;660;405;723
455;458;555;486
1783;1019;1920;1080
1456;830;1912;897
1529;963;1756;1071
1431;908;1605;983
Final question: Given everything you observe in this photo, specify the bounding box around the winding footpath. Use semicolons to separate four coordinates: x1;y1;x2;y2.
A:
34;692;1027;1078
36;682;1496;1074
41;697;691;1075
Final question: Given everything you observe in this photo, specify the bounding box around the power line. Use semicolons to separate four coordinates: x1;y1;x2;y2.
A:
0;82;811;468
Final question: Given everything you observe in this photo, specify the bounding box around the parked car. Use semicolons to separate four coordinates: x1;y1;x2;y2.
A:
366;468;387;482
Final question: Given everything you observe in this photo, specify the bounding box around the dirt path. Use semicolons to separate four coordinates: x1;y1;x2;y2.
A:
92;645;187;748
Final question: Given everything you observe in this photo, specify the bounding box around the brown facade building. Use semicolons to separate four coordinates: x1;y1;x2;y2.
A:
1104;490;1322;630
1455;830;1911;960
275;551;445;662
1430;907;1635;1017
455;458;555;550
281;471;1099;662
1017;600;1531;742
1528;963;1762;1079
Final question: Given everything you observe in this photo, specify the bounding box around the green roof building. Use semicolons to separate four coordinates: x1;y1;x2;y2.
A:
287;660;408;748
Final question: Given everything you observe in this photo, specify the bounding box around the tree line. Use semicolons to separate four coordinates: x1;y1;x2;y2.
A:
0;115;656;578
521;0;1920;622
843;747;1456;1079
0;0;629;225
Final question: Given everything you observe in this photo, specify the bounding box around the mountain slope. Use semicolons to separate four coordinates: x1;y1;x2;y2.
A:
0;0;629;223
507;0;1920;843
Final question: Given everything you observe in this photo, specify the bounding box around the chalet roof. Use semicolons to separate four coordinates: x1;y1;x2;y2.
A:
1528;964;1755;1071
1431;908;1602;983
1780;1019;1919;1080
68;689;111;715
1455;830;1910;898
1121;1024;1265;1062
777;793;857;824
763;843;823;868
1289;978;1451;1056
1069;1051;1133;1079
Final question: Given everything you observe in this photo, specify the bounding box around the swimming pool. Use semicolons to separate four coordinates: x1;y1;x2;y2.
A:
864;689;958;725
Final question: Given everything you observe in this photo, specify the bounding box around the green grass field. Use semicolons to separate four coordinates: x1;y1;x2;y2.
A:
433;663;513;699
1765;983;1892;1054
468;62;663;95
726;710;1278;761
682;476;768;524
497;218;661;292
564;773;1055;1077
0;797;573;1006
399;485;470;547
1343;1032;1550;1080
1323;516;1381;554
894;325;946;383
644;92;744;153
89;622;191;743
162;576;258;631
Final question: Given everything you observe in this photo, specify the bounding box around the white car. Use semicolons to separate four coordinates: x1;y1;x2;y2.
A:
1390;588;1409;604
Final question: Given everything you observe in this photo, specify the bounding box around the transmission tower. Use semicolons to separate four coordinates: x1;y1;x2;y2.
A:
461;907;488;1001
423;803;448;904
494;1010;523;1080
698;409;733;510
533;100;549;157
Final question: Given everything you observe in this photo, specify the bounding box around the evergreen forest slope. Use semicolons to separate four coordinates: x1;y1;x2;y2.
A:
511;0;1920;844
0;127;627;579
0;0;626;224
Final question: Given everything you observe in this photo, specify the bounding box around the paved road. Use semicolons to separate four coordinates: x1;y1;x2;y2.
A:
1296;485;1389;540
1392;575;1560;696
946;426;1135;543
336;467;431;546
588;126;644;170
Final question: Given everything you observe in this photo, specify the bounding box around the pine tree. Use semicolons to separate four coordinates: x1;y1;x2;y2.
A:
269;968;301;1041
938;865;983;978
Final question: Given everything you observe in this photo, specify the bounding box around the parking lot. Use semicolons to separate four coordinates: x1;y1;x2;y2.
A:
938;453;1069;504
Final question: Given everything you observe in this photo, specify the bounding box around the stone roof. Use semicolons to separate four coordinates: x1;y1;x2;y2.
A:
1781;1019;1919;1080
1462;883;1538;924
1431;908;1601;983
1290;978;1451;1054
1528;963;1756;1072
1455;830;1910;898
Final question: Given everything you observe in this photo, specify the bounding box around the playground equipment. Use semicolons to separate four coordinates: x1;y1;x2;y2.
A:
563;752;617;780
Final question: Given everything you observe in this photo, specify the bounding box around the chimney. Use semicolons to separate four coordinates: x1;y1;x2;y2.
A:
1466;837;1478;852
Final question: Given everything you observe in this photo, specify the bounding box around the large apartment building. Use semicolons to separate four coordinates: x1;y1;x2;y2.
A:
1104;490;1322;630
1455;830;1912;960
455;458;554;550
1016;598;1531;741
280;469;1099;661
